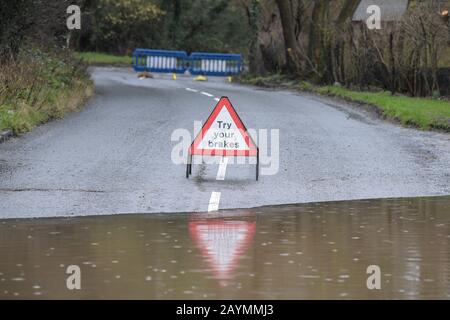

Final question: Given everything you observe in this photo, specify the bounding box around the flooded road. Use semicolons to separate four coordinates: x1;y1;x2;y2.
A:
2;68;450;218
1;196;450;299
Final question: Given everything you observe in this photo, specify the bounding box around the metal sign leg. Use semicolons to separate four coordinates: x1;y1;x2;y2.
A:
186;162;189;179
256;150;259;181
186;153;192;178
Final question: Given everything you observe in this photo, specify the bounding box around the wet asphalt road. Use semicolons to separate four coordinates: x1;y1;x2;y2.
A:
1;67;450;218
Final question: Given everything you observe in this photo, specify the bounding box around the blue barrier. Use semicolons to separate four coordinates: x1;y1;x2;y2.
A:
189;52;242;76
132;49;243;76
133;49;188;74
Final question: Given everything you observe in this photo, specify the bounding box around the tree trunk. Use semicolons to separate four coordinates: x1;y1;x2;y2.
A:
275;0;300;74
246;0;266;75
307;0;328;80
336;0;360;24
170;0;181;48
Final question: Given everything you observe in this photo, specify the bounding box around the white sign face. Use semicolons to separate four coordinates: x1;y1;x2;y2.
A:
189;97;257;157
198;106;249;151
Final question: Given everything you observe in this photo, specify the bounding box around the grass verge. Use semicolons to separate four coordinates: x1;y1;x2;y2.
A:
0;48;93;134
75;52;132;66
239;74;450;132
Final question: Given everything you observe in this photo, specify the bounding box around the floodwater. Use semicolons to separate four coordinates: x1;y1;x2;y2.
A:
1;196;450;299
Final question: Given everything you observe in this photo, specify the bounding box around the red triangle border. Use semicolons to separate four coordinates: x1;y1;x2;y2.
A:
189;97;258;157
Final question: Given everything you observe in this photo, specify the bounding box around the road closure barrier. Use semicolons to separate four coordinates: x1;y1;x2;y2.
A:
188;52;242;76
132;49;242;76
133;49;188;74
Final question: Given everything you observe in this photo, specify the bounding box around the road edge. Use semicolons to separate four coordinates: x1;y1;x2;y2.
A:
0;129;13;144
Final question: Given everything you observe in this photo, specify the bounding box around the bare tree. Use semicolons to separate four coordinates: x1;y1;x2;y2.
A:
275;0;302;73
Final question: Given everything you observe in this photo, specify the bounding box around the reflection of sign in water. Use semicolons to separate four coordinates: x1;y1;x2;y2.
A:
189;218;256;280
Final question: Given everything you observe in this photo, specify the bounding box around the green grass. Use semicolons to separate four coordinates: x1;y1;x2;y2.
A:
316;86;450;131
240;74;450;132
75;52;132;66
1;49;93;134
239;73;289;87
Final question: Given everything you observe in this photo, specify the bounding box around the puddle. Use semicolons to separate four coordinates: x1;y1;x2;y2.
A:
1;196;450;299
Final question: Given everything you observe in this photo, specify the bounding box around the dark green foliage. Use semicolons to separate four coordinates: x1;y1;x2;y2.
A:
0;0;88;60
76;0;251;54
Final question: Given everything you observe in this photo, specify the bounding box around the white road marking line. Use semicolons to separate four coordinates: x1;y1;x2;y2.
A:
201;91;214;97
214;97;220;102
186;88;198;92
216;157;228;181
207;157;228;212
208;192;221;212
206;114;229;212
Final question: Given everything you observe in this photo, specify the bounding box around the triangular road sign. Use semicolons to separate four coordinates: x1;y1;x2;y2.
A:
189;97;258;157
